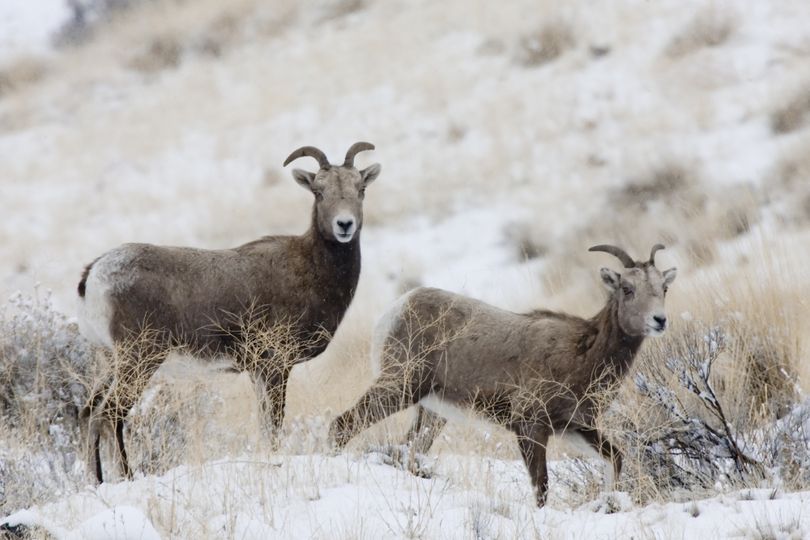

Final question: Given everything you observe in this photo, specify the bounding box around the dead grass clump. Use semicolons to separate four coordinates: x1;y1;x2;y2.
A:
318;0;366;23
717;201;758;239
611;164;696;210
502;222;549;262
193;13;242;58
769;135;810;225
0;57;47;99
515;21;576;68
770;87;810;135
685;239;717;268
128;36;183;73
665;8;736;58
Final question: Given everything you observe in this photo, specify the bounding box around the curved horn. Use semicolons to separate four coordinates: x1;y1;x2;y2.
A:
283;146;330;169
343;141;375;167
588;244;636;268
648;244;666;266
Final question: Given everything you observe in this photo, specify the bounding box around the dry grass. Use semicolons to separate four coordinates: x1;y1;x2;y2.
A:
665;8;736;58
514;20;576;67
771;86;810;135
0;56;47;98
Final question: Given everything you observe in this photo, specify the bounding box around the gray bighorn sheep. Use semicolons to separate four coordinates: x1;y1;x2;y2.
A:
77;142;381;483
330;244;677;506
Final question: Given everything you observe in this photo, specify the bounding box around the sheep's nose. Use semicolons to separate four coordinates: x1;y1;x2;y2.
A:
337;219;354;232
653;315;667;329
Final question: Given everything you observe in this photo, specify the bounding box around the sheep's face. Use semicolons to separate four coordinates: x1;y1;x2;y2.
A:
600;264;677;337
292;164;381;243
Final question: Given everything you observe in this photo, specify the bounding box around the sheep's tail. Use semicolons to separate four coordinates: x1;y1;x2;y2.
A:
77;257;100;298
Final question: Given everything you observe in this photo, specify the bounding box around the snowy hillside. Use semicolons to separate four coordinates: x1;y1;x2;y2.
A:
2;0;810;538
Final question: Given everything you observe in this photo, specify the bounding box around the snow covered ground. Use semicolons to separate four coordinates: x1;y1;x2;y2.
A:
2;0;810;538
5;451;810;539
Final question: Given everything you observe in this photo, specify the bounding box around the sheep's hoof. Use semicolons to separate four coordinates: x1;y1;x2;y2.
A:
367;444;435;479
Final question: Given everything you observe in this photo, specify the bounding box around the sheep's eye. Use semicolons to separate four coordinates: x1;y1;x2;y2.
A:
622;286;634;298
358;188;366;198
314;191;324;201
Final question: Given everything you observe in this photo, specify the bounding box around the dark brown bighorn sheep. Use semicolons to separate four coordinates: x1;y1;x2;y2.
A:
77;142;381;483
330;244;676;507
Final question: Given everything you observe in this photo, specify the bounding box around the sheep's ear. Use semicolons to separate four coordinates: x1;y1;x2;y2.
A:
663;267;677;287
360;163;381;187
292;168;316;190
600;268;621;292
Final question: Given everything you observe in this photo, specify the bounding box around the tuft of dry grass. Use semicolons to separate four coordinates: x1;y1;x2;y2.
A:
771;87;810;135
665;8;736;58
127;36;183;73
502;221;549;262
611;163;698;210
318;0;366;23
514;21;576;67
0;57;47;98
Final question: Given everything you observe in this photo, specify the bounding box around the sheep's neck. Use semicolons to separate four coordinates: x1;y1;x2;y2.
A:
304;211;361;306
585;296;645;383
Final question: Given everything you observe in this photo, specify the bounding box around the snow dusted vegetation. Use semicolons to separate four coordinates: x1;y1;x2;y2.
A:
2;0;810;538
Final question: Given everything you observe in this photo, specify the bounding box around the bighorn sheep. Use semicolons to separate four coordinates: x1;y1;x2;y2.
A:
330;244;677;506
77;142;381;483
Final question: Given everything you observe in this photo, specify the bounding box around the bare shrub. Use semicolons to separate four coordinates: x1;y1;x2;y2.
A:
630;326;762;490
771;87;810;135
0;290;93;514
599;310;803;503
515;21;575;67
0;290;91;434
666;9;736;58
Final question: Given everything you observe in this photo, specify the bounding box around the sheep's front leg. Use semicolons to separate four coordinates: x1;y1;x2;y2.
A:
252;363;293;438
515;424;551;507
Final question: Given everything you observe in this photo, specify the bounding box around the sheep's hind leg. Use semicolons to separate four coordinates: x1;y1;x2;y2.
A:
514;424;551;507
406;405;447;454
81;374;114;484
389;405;446;477
329;380;420;451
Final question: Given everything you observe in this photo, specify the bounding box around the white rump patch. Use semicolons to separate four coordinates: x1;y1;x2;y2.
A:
76;247;137;349
369;288;418;379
